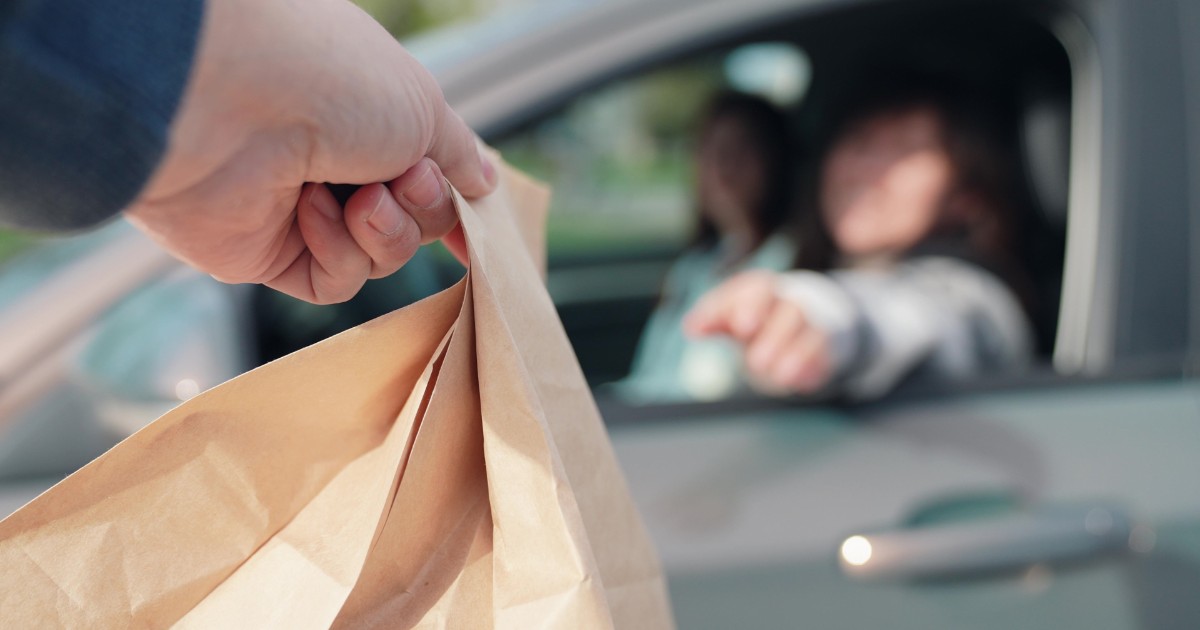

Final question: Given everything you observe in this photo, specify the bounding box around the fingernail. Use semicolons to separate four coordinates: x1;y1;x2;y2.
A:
480;152;497;187
309;185;341;220
400;161;443;209
366;192;404;236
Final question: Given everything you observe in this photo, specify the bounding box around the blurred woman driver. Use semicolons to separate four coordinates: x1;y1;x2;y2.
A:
685;78;1034;400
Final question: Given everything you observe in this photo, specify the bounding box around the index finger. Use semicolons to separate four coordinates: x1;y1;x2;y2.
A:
426;105;497;199
684;271;778;340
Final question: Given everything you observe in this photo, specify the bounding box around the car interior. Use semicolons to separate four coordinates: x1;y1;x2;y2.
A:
251;1;1073;406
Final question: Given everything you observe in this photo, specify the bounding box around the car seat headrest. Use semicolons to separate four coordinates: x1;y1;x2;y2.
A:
1019;88;1071;227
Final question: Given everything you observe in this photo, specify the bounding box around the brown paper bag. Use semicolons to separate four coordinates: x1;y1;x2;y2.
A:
0;163;674;629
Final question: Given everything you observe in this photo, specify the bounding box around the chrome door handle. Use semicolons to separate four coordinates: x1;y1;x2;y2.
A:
838;505;1133;581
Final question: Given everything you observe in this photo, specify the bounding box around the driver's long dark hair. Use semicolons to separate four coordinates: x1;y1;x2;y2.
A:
805;70;1037;318
689;92;798;264
812;72;1022;271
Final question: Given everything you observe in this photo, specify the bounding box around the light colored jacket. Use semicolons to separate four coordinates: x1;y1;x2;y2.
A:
778;256;1033;400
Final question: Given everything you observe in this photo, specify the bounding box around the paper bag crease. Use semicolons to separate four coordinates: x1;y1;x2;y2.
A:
0;161;672;629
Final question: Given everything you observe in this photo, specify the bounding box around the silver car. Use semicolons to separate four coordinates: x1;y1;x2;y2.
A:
1;0;1196;627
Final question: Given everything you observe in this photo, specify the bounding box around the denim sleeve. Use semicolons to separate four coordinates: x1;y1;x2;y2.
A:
0;0;203;231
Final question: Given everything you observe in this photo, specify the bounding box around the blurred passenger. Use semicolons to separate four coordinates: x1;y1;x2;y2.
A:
618;92;800;402
685;77;1034;400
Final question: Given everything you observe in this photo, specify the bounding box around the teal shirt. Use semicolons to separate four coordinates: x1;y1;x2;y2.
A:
617;234;795;403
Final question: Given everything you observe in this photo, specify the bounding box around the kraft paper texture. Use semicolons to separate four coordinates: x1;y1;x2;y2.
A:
0;162;673;629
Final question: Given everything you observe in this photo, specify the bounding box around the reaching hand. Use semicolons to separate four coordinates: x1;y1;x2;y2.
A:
684;271;833;394
126;0;494;304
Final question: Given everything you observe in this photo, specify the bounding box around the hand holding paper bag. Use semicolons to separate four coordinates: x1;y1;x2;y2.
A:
0;162;673;629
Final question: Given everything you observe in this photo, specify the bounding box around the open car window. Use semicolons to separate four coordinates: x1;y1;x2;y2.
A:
488;6;1073;405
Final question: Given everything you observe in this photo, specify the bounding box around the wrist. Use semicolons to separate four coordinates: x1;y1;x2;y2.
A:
774;271;861;377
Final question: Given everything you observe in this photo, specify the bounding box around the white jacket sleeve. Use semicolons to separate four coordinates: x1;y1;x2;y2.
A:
776;257;1033;400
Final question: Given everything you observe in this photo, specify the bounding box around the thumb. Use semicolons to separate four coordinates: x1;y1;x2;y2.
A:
428;103;497;199
684;271;778;340
683;290;736;338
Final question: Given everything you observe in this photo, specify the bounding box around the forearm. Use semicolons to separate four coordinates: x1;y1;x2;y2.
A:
0;0;203;231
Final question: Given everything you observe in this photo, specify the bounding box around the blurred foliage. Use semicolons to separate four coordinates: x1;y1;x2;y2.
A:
352;0;488;36
0;231;33;266
638;58;726;144
496;57;726;257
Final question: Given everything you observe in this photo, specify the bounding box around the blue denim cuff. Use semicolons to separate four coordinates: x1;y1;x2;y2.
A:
0;0;204;230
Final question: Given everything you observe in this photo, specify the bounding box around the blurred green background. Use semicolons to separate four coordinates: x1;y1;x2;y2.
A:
0;232;26;264
354;0;503;36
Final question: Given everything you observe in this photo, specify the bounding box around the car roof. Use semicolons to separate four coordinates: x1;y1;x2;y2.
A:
406;0;837;135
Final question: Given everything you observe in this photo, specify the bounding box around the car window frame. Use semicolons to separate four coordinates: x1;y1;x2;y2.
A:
465;0;1168;399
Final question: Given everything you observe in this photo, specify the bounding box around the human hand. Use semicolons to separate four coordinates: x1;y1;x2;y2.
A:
684;271;833;394
125;0;494;304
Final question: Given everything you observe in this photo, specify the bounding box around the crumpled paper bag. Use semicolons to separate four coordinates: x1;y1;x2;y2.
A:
0;162;674;629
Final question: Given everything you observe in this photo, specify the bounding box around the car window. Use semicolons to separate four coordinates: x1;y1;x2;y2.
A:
496;43;811;262
491;43;814;388
488;16;1077;404
495;57;722;260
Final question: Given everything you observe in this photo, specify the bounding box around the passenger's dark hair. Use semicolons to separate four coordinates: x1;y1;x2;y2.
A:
689;91;797;263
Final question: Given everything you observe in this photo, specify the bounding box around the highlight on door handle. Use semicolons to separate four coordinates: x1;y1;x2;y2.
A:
837;503;1136;581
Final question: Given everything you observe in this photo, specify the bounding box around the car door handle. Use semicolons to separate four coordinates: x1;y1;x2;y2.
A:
837;505;1133;581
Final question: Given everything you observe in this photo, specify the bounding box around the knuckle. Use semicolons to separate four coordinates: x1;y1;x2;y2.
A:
382;221;422;255
368;229;421;278
313;283;349;305
311;275;361;306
